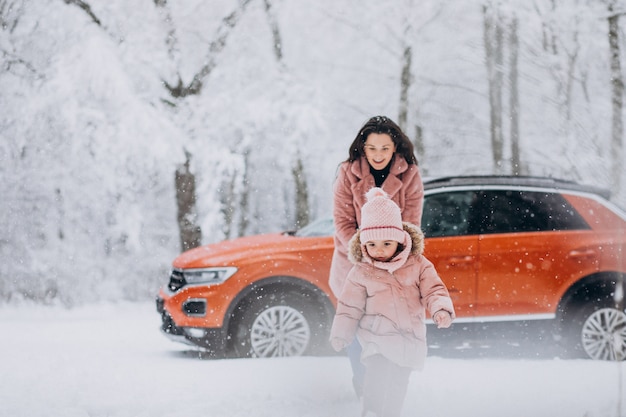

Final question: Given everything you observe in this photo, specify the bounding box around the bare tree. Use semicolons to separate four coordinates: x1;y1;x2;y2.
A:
175;150;202;251
398;44;412;131
263;0;311;230
509;14;521;175
237;149;250;238
483;2;505;173
413;125;425;171
219;175;237;240
607;1;624;191
292;154;309;228
153;1;262;242
533;1;581;124
397;2;445;166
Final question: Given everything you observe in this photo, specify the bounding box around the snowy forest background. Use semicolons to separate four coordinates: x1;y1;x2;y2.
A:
2;0;625;306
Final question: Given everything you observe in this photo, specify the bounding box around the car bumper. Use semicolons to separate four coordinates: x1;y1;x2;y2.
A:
156;297;228;354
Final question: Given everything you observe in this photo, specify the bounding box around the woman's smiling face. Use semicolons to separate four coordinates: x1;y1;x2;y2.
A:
364;133;395;170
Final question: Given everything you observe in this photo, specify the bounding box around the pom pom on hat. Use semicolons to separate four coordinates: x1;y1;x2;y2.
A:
365;187;388;201
359;187;405;244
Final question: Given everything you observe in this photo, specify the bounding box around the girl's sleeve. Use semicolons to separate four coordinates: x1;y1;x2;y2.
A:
333;163;358;248
418;257;456;319
329;270;367;343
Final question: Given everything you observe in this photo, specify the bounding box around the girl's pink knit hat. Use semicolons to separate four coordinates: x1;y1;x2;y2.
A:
359;187;406;243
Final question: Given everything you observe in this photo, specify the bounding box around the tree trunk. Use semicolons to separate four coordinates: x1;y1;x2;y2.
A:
413;124;425;171
175;151;202;251
292;155;309;228
237;150;250;237
219;175;237;240
398;43;423;169
398;45;412;132
608;4;623;191
509;15;521;176
483;4;504;173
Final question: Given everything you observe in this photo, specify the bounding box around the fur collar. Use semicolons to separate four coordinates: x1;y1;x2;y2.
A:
347;222;424;264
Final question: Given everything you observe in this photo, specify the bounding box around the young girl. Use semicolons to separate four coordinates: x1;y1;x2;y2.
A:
330;188;455;417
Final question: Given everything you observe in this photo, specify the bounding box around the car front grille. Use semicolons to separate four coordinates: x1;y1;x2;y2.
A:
160;311;185;336
168;269;186;292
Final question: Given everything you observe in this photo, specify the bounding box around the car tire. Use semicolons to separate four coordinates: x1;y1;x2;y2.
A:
232;291;322;358
564;300;626;361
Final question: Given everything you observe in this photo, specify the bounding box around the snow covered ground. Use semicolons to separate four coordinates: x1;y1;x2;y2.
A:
1;301;624;417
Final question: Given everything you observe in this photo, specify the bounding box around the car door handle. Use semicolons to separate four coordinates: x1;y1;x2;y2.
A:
568;249;596;260
446;256;474;266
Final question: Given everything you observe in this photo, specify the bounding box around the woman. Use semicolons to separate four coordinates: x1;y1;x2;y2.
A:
330;115;424;397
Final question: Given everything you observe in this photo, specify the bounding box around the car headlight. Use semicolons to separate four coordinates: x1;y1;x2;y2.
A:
183;267;238;286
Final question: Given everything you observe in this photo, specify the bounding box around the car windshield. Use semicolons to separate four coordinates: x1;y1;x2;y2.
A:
294;218;335;237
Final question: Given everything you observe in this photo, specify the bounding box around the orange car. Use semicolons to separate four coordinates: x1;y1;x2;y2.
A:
156;176;626;360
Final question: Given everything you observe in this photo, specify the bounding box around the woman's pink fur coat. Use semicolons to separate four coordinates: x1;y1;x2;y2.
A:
329;156;423;297
329;223;455;370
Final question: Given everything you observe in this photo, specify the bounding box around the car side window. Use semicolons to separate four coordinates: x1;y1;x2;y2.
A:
469;190;590;234
295;218;335;237
422;191;475;237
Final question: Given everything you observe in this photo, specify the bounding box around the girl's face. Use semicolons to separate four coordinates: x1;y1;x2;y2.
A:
365;240;399;262
364;133;396;170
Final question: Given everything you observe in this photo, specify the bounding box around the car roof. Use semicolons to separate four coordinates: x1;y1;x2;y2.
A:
423;175;611;199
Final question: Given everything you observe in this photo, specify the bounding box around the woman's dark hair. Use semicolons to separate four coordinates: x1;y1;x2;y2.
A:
346;115;418;164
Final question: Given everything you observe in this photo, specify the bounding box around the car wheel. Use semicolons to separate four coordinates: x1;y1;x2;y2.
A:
580;307;626;361
565;302;626;361
232;292;316;358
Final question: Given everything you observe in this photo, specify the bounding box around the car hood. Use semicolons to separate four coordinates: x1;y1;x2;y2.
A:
172;232;302;269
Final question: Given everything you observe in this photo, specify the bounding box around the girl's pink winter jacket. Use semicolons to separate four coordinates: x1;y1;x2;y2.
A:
329;223;455;370
329;156;423;297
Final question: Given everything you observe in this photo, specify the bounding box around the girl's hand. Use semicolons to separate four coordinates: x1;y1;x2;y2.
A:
330;338;348;352
433;310;452;328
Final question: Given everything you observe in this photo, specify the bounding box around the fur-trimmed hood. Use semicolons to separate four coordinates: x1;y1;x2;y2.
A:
347;222;424;264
